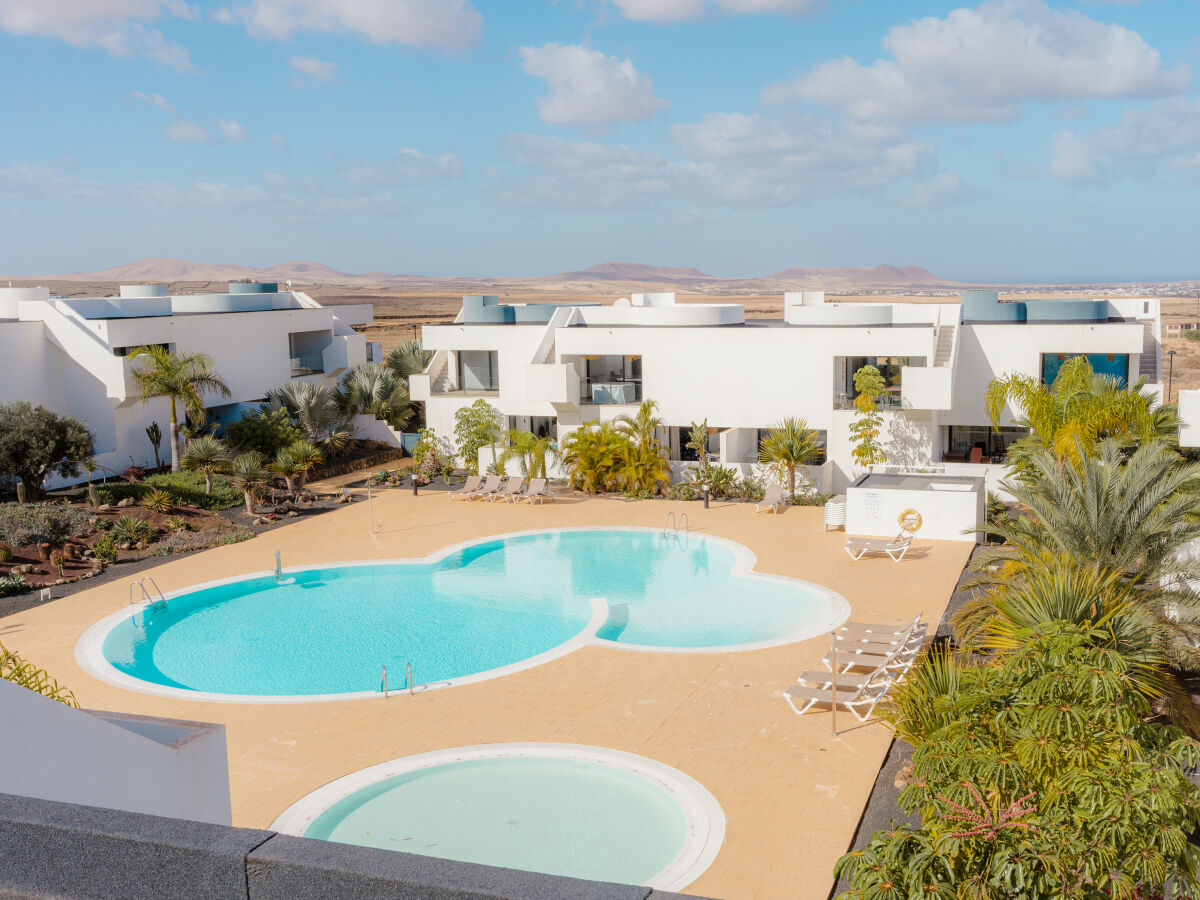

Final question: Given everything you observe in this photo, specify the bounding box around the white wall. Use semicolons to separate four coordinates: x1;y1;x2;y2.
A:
845;477;985;543
0;679;232;824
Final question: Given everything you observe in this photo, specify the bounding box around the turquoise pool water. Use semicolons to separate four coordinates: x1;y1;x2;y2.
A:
303;756;688;884
98;529;838;697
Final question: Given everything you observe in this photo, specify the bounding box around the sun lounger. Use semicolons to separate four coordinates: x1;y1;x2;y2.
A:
486;476;524;502
447;475;481;501
756;483;785;514
844;534;912;562
466;474;501;500
784;677;894;722
837;614;922;641
823;624;927;674
515;478;549;504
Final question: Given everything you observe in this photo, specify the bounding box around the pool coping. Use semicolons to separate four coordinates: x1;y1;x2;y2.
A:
267;742;727;893
75;526;851;704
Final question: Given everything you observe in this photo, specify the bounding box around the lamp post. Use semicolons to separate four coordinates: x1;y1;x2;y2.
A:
1168;349;1178;403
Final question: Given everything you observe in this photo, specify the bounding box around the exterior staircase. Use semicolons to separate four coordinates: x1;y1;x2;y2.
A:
1139;320;1159;382
934;324;955;367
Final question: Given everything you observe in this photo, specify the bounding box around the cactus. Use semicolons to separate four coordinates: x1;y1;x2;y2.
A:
50;553;65;578
88;483;99;506
15;482;26;504
0;543;12;564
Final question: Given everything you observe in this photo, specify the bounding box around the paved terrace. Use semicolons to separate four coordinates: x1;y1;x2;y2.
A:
0;492;970;900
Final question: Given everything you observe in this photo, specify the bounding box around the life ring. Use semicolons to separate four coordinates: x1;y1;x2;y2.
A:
898;508;923;533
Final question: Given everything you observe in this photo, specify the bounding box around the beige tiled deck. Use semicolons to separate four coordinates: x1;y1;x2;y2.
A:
0;492;970;900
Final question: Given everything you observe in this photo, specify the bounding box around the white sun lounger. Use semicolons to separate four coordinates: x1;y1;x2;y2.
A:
784;675;895;722
486;476;524;502
466;474;501;500
755;483;785;514
823;624;927;675
515;478;549;504
844;534;912;562
447;475;481;501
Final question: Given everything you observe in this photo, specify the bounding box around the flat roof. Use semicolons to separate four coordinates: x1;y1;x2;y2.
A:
852;473;984;492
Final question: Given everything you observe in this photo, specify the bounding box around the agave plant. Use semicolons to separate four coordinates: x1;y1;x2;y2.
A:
339;364;413;431
180;435;231;495
110;514;155;547
141;489;173;513
229;451;271;515
264;381;350;457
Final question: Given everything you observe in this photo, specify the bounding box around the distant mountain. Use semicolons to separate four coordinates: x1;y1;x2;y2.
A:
49;257;351;284
540;261;717;284
763;264;956;290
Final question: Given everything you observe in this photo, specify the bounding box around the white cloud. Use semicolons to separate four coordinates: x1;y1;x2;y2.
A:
518;43;668;128
289;55;338;84
0;0;196;71
225;0;482;52
1050;98;1200;184
167;119;212;143
329;148;464;185
217;119;248;141
270;134;291;155
130;90;176;114
609;0;819;22
764;0;1190;124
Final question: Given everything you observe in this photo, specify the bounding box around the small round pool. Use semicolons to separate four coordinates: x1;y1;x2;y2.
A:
78;528;849;701
270;744;725;890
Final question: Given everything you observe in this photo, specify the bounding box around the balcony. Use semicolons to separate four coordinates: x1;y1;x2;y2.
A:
290;354;325;376
581;379;642;406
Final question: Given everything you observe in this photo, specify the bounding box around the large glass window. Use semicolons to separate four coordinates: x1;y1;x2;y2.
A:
288;330;332;375
581;355;642;405
945;425;1027;462
834;356;927;408
1041;352;1128;386
507;415;556;438
457;350;499;392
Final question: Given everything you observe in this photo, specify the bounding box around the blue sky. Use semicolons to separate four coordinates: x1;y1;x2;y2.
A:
0;0;1198;282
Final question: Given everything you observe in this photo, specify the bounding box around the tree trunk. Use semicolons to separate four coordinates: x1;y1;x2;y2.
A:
787;463;795;502
244;491;255;515
169;399;181;472
204;473;213;494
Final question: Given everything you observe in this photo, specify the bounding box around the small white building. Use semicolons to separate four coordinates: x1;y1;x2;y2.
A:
0;283;377;485
412;291;1163;494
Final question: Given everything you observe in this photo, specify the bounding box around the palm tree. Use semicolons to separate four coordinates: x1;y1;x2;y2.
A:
619;438;671;495
560;421;625;493
962;438;1200;669
130;346;231;471
265;381;350;456
229;451;270;515
180;435;231;495
387;339;434;428
758;418;822;501
500;430;560;479
985;354;1177;465
268;440;323;492
340;364;414;432
615;400;664;448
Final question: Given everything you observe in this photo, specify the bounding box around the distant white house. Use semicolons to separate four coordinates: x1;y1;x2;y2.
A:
412;291;1163;494
0;282;379;485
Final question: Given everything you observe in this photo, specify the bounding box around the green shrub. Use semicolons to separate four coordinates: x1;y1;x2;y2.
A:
0;503;93;546
110;515;155;547
213;527;255;547
666;483;701;501
789;490;832;506
223;407;304;458
145;471;240;510
142;489;174;513
93;535;118;564
0;640;77;706
94;482;150;505
164;516;191;533
0;573;28;596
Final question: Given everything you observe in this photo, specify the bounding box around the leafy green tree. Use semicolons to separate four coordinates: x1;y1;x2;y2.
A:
130;345;231;471
180;435;231;495
224;407;303;458
453;399;502;475
985;354;1177;466
961;439;1200;670
340;364;413;431
265;381;350;456
412;427;455;485
561;421;626;493
387;339;434;428
0;402;94;499
837;625;1200;899
229;451;270;515
500;430;560;479
758;417;822;501
145;421;163;469
848;364;888;470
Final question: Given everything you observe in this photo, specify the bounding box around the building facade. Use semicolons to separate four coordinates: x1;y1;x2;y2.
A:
412;291;1162;494
0;282;375;485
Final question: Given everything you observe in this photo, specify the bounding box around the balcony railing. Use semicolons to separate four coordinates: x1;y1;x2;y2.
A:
833;390;904;410
290;354;325;376
581;379;643;405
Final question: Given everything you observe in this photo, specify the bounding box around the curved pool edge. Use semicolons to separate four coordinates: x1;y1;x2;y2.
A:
268;742;727;892
74;526;851;703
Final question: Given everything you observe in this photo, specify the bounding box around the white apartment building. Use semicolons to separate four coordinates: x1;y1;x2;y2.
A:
412;291;1163;494
0;283;375;484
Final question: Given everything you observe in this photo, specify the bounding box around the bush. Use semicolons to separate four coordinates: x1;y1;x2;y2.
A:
0;573;28;596
0;402;93;499
164;516;192;533
666;483;701;501
93;535;118;564
789;490;832;507
0;503;94;546
95;471;241;510
142;489;173;513
223;407;304;458
148;525;255;556
110;515;156;547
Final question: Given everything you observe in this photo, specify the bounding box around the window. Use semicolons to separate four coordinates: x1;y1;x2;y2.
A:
113;342;169;357
1040;352;1128;386
456;351;499;392
835;356;927;407
507;415;556;439
288;330;332;375
581;355;642;404
945;425;1027;461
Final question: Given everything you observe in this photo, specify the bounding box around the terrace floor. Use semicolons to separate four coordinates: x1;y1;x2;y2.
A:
0;492;970;900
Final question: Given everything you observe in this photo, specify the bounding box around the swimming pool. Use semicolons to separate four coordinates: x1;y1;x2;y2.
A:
270;743;725;890
79;528;849;701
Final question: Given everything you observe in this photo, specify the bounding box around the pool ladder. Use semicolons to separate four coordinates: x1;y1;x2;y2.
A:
129;576;167;612
663;512;689;537
381;662;416;699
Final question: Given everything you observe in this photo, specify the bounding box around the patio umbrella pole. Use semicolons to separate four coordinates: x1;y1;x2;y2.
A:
830;631;838;736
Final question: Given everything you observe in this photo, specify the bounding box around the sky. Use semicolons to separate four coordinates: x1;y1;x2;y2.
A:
0;0;1198;282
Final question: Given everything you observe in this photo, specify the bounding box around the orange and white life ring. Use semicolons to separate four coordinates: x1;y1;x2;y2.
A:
898;508;923;533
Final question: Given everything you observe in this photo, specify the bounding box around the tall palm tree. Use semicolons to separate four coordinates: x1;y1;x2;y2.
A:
985;354;1177;466
500;429;560;479
130;346;231;471
265;381;350;456
180;435;230;494
340;364;413;431
229;451;270;515
962;438;1200;669
615;399;664;448
758;418;822;501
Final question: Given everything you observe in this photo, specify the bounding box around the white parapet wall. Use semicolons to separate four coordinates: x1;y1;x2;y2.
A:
1180;390;1200;448
845;472;985;543
0;679;233;825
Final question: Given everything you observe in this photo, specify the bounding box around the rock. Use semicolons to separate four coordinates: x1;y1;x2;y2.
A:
135;541;147;550
97;504;113;512
15;564;34;575
253;518;267;526
83;549;95;558
116;497;135;508
893;762;915;790
286;510;298;518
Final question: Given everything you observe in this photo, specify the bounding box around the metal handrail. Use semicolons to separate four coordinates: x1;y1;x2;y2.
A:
382;665;389;699
129;577;167;611
663;512;676;535
678;513;689;533
407;662;414;696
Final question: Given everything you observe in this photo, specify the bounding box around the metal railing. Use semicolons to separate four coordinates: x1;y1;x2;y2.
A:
129;576;167;611
289;354;325;376
581;379;643;405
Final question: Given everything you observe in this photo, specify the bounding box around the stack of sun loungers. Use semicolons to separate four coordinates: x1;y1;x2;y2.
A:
446;474;554;504
784;614;927;722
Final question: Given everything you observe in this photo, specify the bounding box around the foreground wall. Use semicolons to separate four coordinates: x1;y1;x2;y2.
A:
0;792;709;900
